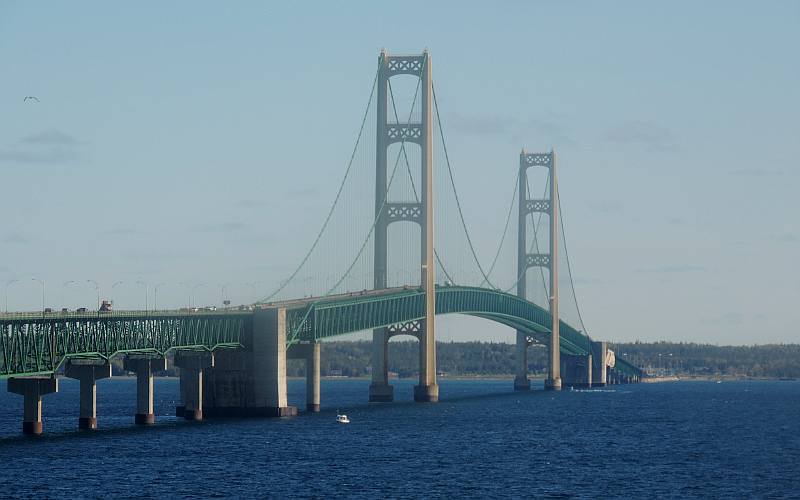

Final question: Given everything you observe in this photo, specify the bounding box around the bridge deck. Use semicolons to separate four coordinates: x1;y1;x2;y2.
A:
1;286;641;378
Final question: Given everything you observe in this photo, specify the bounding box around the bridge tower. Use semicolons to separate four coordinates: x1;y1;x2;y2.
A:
369;50;438;403
515;150;562;391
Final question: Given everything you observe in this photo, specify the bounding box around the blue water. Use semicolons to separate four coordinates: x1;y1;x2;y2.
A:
0;378;798;498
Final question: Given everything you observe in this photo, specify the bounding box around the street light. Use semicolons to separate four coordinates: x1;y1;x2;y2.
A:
4;279;19;314
154;282;167;311
31;278;45;314
220;283;231;308
86;280;100;310
135;280;149;311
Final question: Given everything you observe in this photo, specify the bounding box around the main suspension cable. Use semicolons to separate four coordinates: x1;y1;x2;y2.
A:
261;64;380;302
557;184;590;335
478;168;520;287
502;174;550;295
432;82;496;288
326;60;427;294
387;79;455;285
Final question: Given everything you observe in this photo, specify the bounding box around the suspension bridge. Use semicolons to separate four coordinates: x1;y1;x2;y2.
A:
1;50;643;435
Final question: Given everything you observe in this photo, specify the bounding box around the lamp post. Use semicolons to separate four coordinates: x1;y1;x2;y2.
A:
135;280;149;311
31;278;45;314
4;279;19;314
220;283;231;308
154;282;166;311
86;279;100;311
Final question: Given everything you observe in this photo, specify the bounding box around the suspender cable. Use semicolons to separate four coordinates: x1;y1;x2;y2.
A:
431;82;496;288
327;61;426;295
387;79;455;286
261;65;380;303
557;185;590;335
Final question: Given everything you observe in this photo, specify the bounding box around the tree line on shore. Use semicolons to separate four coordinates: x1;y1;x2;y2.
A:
111;340;800;379
287;340;800;379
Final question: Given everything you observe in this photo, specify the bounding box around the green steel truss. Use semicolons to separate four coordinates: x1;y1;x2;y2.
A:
0;312;249;378
284;285;592;355
612;357;641;377
1;286;643;379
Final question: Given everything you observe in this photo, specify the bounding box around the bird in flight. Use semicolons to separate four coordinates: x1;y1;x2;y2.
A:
23;96;40;102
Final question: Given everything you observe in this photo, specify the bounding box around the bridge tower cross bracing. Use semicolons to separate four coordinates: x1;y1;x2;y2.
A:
514;149;562;391
369;50;438;403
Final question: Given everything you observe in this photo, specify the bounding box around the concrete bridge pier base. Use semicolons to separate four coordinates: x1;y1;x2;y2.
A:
413;383;439;402
200;308;296;418
591;341;608;387
124;356;166;425
513;376;531;391
306;343;320;412
413;326;438;403
544;336;562;391
175;351;214;421
369;383;394;403
7;377;58;435
369;328;394;403
250;308;297;417
544;377;563;391
64;359;111;430
561;353;593;388
513;330;531;391
288;342;321;412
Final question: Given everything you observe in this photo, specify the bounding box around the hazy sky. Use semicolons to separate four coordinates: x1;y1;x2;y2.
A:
1;1;798;345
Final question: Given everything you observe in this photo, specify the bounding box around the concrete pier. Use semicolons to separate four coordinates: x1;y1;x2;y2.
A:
202;349;246;416
250;308;296;416
203;308;297;418
287;342;320;412
561;353;593;388
7;377;58;435
591;341;608;387
64;359;111;430
414;325;438;403
124;356;166;425
513;330;531;391
174;351;214;421
369;328;394;402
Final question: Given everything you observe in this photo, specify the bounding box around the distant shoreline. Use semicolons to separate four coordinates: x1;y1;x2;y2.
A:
104;374;796;382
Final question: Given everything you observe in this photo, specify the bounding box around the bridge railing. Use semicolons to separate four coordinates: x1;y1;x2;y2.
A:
0;308;253;321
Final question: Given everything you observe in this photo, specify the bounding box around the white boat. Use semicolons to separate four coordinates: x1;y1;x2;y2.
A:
336;413;350;424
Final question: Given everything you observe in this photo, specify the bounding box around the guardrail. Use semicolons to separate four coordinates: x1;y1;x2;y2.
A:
0;308;254;321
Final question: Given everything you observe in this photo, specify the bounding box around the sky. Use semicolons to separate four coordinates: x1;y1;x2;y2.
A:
1;1;798;345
